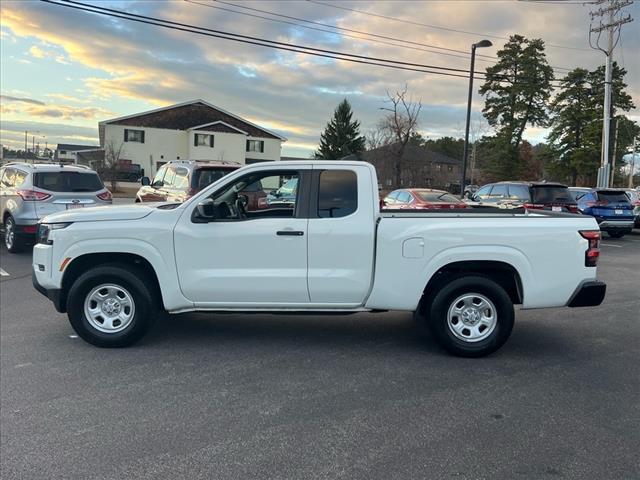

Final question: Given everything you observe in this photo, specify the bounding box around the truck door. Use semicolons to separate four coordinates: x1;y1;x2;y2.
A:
307;166;375;305
174;166;311;306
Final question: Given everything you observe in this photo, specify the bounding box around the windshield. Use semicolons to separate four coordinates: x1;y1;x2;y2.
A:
192;168;236;190
531;186;572;203
33;171;104;192
415;191;460;203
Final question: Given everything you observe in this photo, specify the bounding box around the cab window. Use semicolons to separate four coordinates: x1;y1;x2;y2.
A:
474;185;492;200
163;167;177;188
397;191;412;203
152;167;167;186
317;170;358;218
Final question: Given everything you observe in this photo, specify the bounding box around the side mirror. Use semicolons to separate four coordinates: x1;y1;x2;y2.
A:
196;198;216;219
270;190;280;197
141;176;150;186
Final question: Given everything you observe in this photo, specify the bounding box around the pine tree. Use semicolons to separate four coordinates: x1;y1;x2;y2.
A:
315;99;365;159
479;35;554;179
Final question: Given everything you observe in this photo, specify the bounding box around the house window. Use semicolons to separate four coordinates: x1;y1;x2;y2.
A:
246;139;264;153
447;165;453;172
59;150;67;154
194;133;214;147
435;164;442;172
124;129;145;143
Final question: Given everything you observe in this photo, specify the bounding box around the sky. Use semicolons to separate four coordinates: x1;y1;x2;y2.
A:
1;0;638;159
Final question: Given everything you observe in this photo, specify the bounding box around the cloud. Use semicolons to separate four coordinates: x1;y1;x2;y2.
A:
0;95;46;105
0;120;99;150
0;0;637;157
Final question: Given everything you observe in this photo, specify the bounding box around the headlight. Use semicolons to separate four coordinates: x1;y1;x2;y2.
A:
37;222;72;245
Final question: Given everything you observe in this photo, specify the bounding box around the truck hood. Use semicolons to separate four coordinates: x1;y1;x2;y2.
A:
41;203;156;223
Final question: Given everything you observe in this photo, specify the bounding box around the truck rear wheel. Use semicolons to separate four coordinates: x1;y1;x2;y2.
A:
67;264;157;347
424;275;514;357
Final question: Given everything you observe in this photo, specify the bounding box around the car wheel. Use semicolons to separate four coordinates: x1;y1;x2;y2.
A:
425;275;514;357
608;231;625;238
3;216;25;253
67;264;157;347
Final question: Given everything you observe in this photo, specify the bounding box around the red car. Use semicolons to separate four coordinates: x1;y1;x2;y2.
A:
383;188;468;210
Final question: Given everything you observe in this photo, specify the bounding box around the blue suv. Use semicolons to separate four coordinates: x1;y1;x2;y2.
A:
570;188;635;238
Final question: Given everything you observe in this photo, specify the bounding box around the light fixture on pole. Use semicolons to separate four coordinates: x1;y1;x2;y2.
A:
460;39;492;198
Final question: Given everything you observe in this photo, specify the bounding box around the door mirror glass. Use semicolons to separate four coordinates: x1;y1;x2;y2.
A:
141;176;150;186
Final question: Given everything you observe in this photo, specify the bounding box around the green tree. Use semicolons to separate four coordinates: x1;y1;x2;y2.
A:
423;136;465;161
479;35;554;179
547;63;635;185
315;99;365;159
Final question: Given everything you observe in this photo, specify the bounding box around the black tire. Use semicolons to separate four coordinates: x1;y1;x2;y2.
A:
424;275;514;357
67;264;157;347
608;231;625;238
4;216;25;253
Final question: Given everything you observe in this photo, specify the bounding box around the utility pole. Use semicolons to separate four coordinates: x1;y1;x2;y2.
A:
630;136;637;188
589;0;633;188
610;117;619;186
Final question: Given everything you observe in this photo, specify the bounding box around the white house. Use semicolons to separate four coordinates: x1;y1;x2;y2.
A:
99;100;286;176
55;144;101;163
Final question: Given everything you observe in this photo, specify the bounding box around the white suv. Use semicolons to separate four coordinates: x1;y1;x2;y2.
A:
0;162;112;253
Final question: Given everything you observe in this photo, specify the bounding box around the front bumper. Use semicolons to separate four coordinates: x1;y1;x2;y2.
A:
567;281;606;308
32;268;66;313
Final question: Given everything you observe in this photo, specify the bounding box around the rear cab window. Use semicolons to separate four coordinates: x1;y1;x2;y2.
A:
597;191;632;204
507;185;530;201
416;191;459;203
531;186;572;204
33;171;104;192
192;167;236;191
317;170;358;218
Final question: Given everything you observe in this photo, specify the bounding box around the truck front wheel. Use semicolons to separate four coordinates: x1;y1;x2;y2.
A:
67;264;157;347
425;275;514;357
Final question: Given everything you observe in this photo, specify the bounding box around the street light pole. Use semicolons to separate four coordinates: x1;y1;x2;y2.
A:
460;39;492;198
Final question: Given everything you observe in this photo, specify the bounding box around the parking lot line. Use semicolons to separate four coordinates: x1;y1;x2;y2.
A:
600;243;623;248
0;268;9;276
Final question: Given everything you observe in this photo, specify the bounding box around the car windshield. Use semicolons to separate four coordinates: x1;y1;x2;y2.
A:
531;186;572;203
597;191;631;204
33;171;104;192
415;191;460;203
192;168;236;190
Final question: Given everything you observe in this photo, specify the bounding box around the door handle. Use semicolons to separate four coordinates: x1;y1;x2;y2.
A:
276;230;304;236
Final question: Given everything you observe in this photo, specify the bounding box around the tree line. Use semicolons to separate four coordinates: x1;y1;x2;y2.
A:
314;34;638;187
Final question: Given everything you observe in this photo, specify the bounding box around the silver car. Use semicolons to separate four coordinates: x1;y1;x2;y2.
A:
0;162;112;253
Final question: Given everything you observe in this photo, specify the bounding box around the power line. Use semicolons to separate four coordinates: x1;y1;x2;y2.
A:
41;0;482;80
199;0;496;63
307;0;592;53
189;0;571;77
43;0;562;86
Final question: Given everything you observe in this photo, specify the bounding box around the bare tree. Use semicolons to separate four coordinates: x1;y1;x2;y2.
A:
468;115;492;185
103;138;125;193
365;127;392;151
378;85;422;187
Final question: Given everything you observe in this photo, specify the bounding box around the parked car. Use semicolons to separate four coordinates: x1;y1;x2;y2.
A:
383;188;469;209
0;162;111;253
570;187;635;238
469;181;578;212
99;160;143;182
265;177;298;209
463;184;479;199
33;161;605;357
624;189;640;227
136;160;245;204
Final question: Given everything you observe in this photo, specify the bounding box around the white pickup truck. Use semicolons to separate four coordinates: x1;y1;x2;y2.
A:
32;161;606;357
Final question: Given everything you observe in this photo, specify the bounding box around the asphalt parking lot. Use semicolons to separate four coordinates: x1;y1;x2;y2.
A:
1;231;639;480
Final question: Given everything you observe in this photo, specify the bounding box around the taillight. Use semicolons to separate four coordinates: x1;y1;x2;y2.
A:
567;204;579;213
97;190;112;201
524;203;544;209
17;190;51;201
579;230;600;267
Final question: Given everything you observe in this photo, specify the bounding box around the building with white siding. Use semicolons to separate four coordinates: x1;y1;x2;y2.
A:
99;100;286;176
